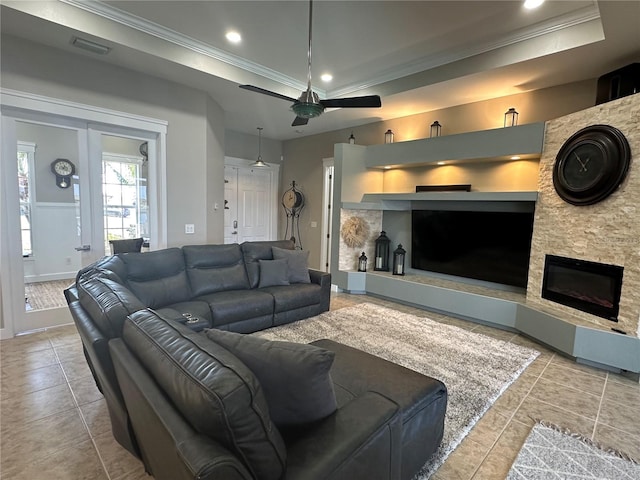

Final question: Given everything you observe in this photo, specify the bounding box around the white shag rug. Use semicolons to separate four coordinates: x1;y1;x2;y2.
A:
507;422;640;479
254;302;539;478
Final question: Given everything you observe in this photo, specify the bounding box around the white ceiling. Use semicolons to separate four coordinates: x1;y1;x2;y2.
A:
1;1;639;140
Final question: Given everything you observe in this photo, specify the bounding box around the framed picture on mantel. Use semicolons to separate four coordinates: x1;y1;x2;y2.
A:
416;184;471;192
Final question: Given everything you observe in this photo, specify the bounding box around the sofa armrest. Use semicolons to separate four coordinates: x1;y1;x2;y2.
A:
110;338;254;480
68;301;140;458
284;391;402;480
309;269;331;312
309;268;330;287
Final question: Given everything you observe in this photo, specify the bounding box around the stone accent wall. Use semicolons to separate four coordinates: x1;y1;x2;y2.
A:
339;209;383;271
527;94;640;337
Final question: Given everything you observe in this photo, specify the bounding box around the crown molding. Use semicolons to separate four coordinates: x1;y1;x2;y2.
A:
328;5;602;97
60;1;599;101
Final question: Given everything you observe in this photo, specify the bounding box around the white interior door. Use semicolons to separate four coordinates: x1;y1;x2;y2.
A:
224;165;239;244
223;157;279;245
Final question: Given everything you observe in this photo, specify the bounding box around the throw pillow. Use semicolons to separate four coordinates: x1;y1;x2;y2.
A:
258;259;290;288
205;329;337;428
271;247;311;284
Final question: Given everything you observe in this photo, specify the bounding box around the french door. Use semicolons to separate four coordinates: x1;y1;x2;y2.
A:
0;90;167;337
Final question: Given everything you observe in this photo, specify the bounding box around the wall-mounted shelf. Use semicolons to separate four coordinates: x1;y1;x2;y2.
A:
365;123;545;169
343;191;538;211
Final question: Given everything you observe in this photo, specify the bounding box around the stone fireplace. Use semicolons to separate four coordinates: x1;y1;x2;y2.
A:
541;255;624;322
527;93;640;337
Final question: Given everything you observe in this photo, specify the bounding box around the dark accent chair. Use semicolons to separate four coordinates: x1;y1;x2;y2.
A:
109;237;144;254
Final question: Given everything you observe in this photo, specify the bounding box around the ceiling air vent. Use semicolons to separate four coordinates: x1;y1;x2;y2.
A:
70;36;111;55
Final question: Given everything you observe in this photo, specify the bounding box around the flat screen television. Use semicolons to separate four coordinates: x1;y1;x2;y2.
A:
411;210;535;288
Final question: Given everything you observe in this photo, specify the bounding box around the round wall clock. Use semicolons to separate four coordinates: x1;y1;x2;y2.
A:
51;158;76;189
552;124;631;206
283;189;303;209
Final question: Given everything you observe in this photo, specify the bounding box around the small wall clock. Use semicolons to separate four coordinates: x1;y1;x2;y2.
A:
552;124;631;206
51;158;76;189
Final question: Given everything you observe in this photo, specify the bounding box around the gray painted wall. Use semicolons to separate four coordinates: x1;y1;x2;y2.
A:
1;34;225;247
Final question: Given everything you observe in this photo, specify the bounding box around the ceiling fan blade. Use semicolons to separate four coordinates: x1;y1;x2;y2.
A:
239;84;297;103
320;95;382;108
292;116;309;127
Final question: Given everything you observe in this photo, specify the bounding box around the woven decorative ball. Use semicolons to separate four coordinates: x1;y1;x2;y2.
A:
340;216;370;248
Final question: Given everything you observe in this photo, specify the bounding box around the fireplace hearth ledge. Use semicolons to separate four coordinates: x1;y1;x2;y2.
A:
335;270;640;376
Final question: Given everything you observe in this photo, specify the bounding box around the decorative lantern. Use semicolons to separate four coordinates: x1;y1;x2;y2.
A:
430;121;442;138
504;108;519;127
374;231;390;271
384;129;394;144
348;132;356;144
358;252;368;272
392;244;406;276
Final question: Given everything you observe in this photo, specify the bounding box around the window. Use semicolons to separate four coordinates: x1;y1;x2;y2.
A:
102;154;148;254
17;142;36;257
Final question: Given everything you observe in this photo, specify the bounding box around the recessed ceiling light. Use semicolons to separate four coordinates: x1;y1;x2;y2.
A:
511;156;521;160
320;73;333;82
524;0;544;9
225;31;242;44
437;161;446;166
384;166;392;169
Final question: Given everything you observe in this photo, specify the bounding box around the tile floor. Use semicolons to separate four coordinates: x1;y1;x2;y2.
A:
1;292;638;479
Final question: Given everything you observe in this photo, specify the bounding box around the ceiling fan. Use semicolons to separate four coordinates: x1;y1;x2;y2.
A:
239;0;382;127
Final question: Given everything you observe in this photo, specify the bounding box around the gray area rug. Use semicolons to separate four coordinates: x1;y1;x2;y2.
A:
507;422;640;479
255;302;539;478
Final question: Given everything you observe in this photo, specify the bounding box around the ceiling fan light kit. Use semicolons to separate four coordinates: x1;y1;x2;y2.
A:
239;0;381;126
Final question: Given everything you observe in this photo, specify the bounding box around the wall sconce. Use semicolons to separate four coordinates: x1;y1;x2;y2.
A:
374;231;390;271
348;132;355;144
430;121;442;138
384;129;394;144
358;252;368;272
504;108;519;127
392;244;406;276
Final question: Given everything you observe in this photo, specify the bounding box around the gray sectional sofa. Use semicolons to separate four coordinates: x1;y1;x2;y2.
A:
64;239;448;480
64;240;331;459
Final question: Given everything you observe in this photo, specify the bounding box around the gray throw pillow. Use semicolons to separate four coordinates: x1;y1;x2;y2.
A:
205;329;337;428
258;259;290;288
271;247;311;284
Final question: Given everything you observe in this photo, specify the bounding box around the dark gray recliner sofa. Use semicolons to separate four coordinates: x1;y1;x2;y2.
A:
64;240;331;460
109;308;448;480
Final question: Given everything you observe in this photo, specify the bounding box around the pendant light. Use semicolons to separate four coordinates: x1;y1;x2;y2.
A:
252;127;269;168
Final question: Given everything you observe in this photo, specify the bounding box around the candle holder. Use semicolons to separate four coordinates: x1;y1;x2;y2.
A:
392;244;406;276
430;121;442;138
374;231;390;271
384;129;394;144
504;108;519;127
358;252;368;272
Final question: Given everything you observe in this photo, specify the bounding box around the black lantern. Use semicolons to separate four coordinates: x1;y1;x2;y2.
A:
504;108;519;127
384;129;394;144
358;252;368;272
374;231;390;271
392;244;406;276
430;121;442;138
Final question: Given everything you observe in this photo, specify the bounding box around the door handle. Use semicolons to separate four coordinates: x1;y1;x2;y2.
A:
231;231;238;235
74;245;91;251
233;220;238;228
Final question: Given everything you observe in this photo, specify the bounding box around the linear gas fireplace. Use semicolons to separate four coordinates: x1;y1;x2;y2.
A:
541;255;623;321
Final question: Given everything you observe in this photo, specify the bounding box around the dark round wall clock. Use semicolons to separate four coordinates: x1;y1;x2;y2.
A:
552;124;631;206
